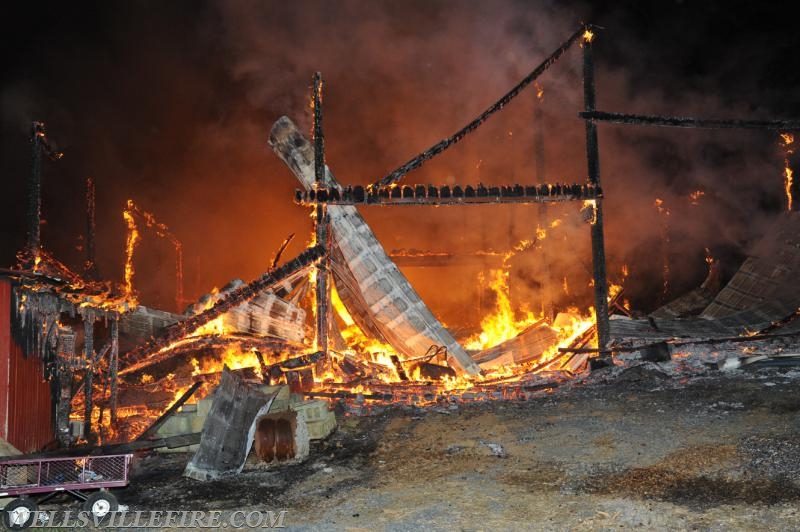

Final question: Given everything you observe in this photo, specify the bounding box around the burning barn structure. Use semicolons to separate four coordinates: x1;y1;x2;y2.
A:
2;25;800;476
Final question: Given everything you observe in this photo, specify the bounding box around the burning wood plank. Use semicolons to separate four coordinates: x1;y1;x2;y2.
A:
118;334;307;376
121;245;324;369
269;117;481;376
136;381;203;441
472;321;558;370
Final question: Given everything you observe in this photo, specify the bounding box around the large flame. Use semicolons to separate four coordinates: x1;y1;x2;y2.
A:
122;200;140;301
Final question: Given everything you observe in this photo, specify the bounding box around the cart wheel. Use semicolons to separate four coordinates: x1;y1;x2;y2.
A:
82;491;118;521
2;497;39;530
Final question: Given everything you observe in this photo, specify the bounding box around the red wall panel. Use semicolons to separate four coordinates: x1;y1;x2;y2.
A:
0;278;55;453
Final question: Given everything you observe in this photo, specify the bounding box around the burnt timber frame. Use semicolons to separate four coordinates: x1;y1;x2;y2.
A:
297;25;613;356
582;34;611;353
312;72;331;357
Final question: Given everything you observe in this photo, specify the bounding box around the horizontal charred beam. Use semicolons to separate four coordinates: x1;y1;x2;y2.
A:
295;183;600;206
118;334;307;376
121;245;324;366
580;110;800;131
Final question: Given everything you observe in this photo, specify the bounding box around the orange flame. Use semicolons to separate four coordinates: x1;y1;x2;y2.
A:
122;200;140;301
781;133;795;212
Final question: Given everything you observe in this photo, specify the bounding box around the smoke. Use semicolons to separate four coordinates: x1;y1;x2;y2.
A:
0;0;797;323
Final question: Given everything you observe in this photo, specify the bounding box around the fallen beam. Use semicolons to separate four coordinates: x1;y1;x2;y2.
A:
121;245;324;367
136;381;203;441
119;333;307;376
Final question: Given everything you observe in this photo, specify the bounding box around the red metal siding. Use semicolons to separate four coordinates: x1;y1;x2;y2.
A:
0;279;55;453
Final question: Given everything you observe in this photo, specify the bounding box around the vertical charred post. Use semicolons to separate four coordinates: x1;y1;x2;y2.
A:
83;317;95;442
534;89;554;321
175;243;184;312
313;72;330;356
582;29;611;355
85;177;99;279
110;317;119;424
27;122;45;259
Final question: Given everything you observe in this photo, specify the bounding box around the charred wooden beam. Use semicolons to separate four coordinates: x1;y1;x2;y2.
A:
374;26;588;187
84;177;99;279
302;390;395;401
312;73;332;357
271;233;295;269
136;381;203;441
534;92;554;320
119;333;308;377
410;362;456;380
295;183;599;206
83;318;95;442
277;350;325;369
583;32;611;353
25;122;63;260
121;245;324;366
109;318;120;423
580;110;800;131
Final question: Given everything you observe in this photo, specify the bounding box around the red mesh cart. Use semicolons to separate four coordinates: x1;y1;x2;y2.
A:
0;454;132;530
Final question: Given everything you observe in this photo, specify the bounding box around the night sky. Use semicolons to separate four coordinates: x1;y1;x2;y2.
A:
2;1;799;323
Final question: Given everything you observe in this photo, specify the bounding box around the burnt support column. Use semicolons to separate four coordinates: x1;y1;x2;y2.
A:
83;317;95;442
175;243;184;312
534;89;554;321
582;29;611;353
26;122;45;258
313;72;330;355
85;177;99;279
109;317;119;424
56;376;73;446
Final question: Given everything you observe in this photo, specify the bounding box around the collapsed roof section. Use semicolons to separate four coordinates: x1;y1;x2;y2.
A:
269;116;482;376
612;212;800;341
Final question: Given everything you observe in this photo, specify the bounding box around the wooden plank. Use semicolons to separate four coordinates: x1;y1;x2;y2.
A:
473;321;557;369
136;381;203;441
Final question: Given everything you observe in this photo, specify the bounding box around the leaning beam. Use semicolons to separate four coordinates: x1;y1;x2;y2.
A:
121;245;324;366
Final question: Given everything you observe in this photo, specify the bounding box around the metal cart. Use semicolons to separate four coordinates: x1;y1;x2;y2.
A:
0;453;132;530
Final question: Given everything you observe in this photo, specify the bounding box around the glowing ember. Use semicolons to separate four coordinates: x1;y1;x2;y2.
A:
535;82;545;101
689;190;705;205
781;132;795;212
581;199;598;225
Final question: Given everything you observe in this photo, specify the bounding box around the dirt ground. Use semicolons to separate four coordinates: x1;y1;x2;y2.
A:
106;357;800;531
